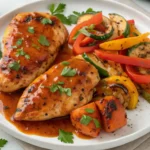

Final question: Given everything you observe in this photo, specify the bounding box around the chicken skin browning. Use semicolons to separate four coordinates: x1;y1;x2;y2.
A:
14;56;100;121
0;12;68;92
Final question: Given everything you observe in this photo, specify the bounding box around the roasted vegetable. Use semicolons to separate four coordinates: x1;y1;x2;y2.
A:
99;32;150;50
73;34;99;54
69;12;103;44
109;13;130;37
82;53;109;77
95;96;127;132
95;76;138;109
95;50;150;68
70;102;101;137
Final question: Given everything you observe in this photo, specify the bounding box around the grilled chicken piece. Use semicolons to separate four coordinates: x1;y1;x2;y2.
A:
14;55;100;121
0;12;68;92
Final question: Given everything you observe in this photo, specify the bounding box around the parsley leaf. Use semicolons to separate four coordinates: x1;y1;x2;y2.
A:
80;115;92;125
58;129;73;144
63;88;71;96
16;38;23;46
0;139;7;148
16;48;25;57
41;18;53;25
12;45;17;49
45;81;72;96
61;61;70;66
54;14;71;25
38;35;50;46
8;61;20;71
25;54;30;60
93;118;101;128
61;67;77;77
49;3;55;14
85;108;95;113
48;3;71;25
49;3;66;15
28;27;34;34
16;48;30;60
68;15;78;24
32;44;40;50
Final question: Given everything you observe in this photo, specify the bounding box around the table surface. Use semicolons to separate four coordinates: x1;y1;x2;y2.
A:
0;0;150;150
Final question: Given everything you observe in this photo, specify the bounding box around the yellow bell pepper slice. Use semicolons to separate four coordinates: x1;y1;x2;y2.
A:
99;32;150;50
129;24;141;37
104;76;138;109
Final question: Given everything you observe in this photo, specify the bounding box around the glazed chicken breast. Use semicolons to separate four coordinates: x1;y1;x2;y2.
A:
0;12;68;92
14;55;100;121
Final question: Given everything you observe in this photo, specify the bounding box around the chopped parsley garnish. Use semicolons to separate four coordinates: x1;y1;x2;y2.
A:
49;3;71;25
25;54;30;60
16;38;23;46
61;61;70;66
28;27;35;34
16;48;30;60
48;3;99;25
54;14;71;25
0;139;7;148
38;35;50;46
8;61;20;71
85;108;95;113
12;45;17;49
93;118;101;128
73;24;95;40
80;115;92;125
44;81;72;96
61;67;77;77
32;44;40;50
49;3;66;15
80;115;101;128
58;129;74;144
41;18;53;25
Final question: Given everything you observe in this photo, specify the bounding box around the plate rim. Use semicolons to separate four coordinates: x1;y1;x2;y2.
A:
0;0;150;149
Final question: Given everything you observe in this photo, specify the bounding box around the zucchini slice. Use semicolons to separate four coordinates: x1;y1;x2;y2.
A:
109;13;130;37
78;15;114;41
107;21;119;40
128;42;150;75
82;53;109;77
77;14;94;24
142;90;150;103
89;16;114;40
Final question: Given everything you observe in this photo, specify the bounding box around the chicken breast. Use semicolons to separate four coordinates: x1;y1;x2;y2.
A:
0;12;68;92
14;56;100;121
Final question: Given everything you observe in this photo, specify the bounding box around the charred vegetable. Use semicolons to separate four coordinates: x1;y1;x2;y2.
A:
70;102;101;137
95;96;127;132
109;13;130;37
94;76;138;109
82;53;109;77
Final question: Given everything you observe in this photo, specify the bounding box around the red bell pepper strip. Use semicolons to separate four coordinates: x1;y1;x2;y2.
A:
73;34;99;55
80;37;95;46
127;19;135;24
126;65;150;84
95;50;150;68
69;12;103;44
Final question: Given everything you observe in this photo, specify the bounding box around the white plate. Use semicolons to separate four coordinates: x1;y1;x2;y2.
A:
0;0;150;150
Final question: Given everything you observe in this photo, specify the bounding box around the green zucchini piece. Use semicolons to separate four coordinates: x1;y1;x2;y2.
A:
79;16;114;41
128;42;150;75
109;13;130;37
82;53;109;77
142;90;150;103
128;42;150;56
